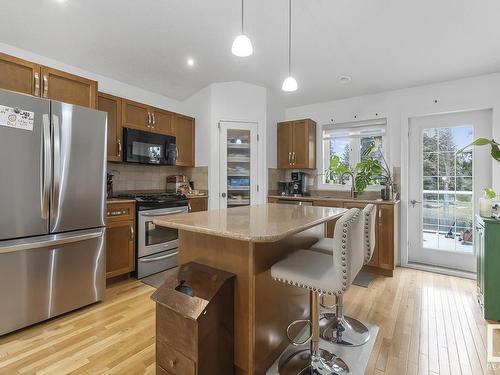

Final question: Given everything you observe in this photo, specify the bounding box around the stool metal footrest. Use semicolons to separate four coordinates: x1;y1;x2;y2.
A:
286;319;313;346
319;313;370;347
278;346;350;375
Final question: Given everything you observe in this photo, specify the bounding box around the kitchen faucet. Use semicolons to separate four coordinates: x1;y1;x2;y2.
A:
340;171;357;199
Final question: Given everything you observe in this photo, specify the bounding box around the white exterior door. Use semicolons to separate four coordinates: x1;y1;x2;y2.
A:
408;110;491;273
219;121;258;209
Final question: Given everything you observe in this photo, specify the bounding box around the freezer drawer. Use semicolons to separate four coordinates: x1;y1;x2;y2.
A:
0;228;105;335
137;249;178;279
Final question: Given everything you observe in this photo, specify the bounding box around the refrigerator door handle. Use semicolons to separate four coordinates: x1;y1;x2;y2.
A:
52;114;61;222
41;114;51;220
0;229;104;255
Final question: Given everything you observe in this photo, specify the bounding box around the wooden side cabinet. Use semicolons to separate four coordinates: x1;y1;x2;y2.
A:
277;119;316;169
106;201;136;279
122;99;176;136
475;216;500;321
175;114;195;167
0;52;97;108
98;92;122;162
188;197;208;212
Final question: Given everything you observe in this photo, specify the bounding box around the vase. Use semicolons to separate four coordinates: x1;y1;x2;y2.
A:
479;197;493;217
381;185;393;201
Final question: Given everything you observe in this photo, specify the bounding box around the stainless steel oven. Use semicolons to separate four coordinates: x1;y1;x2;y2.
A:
137;206;188;279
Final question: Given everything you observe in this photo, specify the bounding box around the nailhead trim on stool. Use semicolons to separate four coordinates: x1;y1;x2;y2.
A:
272;210;361;297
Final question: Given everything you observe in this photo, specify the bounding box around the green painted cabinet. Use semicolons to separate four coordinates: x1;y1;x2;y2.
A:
475;215;500;321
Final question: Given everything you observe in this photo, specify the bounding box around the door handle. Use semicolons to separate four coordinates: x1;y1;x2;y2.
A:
41;114;51;220
410;199;422;207
42;75;49;98
117;139;122;157
52;114;61;221
222;192;227;198
34;72;40;96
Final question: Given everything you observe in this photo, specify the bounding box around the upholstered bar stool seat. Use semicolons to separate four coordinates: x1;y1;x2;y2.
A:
309;204;377;347
271;208;363;375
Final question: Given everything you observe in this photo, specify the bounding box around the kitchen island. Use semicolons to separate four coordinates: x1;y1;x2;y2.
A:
153;203;346;375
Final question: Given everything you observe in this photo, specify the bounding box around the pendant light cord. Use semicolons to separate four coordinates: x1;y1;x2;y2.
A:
288;0;292;75
241;0;244;33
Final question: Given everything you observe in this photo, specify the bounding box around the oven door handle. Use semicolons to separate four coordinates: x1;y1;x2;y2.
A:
140;209;187;217
139;252;178;263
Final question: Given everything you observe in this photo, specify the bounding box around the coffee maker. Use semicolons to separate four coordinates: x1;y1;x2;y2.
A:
290;172;308;196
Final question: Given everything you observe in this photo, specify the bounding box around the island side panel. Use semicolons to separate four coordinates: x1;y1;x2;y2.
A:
253;224;323;374
178;230;254;375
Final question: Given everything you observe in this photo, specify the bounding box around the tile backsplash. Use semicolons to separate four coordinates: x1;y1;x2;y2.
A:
108;163;208;192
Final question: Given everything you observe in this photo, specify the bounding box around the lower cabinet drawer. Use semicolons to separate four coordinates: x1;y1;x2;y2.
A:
157;340;195;375
137;249;178;279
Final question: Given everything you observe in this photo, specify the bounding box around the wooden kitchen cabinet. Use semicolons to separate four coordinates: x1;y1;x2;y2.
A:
277;119;316;169
0;52;41;96
0;53;97;108
98;92;123;162
40;67;97;108
122;98;151;131
175;114;195;167
152;108;174;135
106;201;136;279
188;197;208;212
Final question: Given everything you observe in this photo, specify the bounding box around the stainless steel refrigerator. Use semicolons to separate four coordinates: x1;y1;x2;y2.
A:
0;89;107;335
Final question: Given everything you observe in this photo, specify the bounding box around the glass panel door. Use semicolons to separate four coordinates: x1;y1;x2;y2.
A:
219;122;258;209
408;110;491;273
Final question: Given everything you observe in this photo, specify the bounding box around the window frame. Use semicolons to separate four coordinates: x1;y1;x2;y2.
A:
318;119;389;191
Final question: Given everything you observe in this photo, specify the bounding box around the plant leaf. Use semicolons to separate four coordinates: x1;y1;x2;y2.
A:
457;138;500;154
491;144;500;161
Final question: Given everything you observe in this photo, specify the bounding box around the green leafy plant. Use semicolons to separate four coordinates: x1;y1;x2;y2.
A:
484;188;496;200
324;141;390;193
457;138;500;161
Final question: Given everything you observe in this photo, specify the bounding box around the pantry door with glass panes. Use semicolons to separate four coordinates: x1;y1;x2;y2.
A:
219;121;258;209
408;110;491;273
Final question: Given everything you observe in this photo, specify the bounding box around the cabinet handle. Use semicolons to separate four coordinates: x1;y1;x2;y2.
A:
288;152;292;165
147;112;151;127
34;72;40;96
176;146;179;159
130;225;134;241
292;151;296;166
188;202;192;212
117;139;122;157
152;113;156;128
42;75;48;98
168;359;177;368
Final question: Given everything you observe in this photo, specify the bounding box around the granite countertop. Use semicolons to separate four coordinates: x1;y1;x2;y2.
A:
268;194;400;205
153;203;346;243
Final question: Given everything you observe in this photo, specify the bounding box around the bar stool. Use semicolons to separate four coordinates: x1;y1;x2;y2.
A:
310;204;377;347
270;208;363;374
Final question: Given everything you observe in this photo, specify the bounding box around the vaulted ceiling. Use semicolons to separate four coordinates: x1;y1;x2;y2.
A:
2;0;500;107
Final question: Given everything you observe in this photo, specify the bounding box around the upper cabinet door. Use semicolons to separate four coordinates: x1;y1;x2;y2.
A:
40;67;97;108
152;108;174;135
277;121;293;169
0;53;41;96
292;119;316;169
174;114;195;167
98;92;122;162
122;99;151;131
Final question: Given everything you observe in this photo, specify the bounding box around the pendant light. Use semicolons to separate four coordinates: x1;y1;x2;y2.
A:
232;0;253;57
282;0;297;92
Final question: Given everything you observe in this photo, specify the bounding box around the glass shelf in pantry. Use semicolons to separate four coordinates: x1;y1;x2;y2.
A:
227;157;250;163
228;173;250;177
227;143;250;149
228;186;250;191
227;199;250;206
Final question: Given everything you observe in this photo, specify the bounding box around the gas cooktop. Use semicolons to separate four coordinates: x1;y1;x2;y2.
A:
118;192;188;208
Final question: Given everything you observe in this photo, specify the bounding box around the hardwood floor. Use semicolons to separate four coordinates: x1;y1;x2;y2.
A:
0;268;498;375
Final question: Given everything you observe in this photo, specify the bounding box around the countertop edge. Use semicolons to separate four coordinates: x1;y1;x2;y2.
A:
153;208;347;243
268;195;400;205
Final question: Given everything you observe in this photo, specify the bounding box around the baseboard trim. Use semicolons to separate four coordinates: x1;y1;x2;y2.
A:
404;262;477;280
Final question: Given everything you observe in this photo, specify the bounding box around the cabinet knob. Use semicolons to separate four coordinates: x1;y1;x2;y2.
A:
168;359;177;368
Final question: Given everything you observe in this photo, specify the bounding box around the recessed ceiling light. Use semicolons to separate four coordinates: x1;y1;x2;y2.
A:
339;75;352;84
55;0;67;3
187;58;194;67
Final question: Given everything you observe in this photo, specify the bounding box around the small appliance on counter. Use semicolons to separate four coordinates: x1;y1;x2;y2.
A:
166;175;191;195
291;171;308;196
278;181;293;196
107;173;114;199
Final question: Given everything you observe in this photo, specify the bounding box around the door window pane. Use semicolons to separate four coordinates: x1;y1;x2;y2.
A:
421;126;474;253
227;129;251;207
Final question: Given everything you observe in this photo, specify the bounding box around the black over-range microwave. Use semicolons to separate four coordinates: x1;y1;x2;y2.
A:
123;128;177;165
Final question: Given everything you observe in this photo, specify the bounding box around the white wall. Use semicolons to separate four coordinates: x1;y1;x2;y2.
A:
0;42;184;114
266;89;286;169
286;72;500;265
